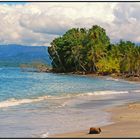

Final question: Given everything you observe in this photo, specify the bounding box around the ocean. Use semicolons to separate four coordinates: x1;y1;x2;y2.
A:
0;67;140;137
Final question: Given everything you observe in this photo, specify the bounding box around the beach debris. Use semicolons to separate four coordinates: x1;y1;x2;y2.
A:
89;127;101;134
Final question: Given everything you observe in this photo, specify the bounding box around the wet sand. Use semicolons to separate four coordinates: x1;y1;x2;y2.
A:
51;102;140;138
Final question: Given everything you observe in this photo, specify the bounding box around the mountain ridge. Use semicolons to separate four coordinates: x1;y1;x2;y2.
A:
0;44;51;67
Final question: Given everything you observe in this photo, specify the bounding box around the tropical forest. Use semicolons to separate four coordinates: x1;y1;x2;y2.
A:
48;25;140;78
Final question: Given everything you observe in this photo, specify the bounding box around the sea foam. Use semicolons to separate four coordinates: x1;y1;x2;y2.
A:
0;96;49;108
0;90;130;109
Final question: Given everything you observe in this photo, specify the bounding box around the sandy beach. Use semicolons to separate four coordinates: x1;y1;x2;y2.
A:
51;102;140;138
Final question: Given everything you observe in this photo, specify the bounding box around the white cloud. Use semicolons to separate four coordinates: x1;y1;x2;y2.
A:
109;3;140;42
20;14;72;35
0;2;140;46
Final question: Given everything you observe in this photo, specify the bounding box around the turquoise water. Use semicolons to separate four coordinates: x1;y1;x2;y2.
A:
1;67;140;137
1;67;140;102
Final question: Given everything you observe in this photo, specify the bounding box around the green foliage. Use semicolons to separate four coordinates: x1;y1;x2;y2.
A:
97;57;120;74
48;25;140;76
111;40;140;75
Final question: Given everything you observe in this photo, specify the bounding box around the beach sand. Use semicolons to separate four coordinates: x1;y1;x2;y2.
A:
51;102;140;138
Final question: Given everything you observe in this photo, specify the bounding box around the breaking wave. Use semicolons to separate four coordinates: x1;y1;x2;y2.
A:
133;90;140;93
0;96;49;108
0;90;133;109
84;90;129;96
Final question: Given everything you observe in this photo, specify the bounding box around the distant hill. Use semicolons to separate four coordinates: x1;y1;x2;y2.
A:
0;44;51;67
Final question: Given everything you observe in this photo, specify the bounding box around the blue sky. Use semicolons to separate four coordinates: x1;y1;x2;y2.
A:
0;2;27;5
0;2;140;46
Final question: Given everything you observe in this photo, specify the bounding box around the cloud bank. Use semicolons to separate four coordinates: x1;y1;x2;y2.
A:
0;2;140;46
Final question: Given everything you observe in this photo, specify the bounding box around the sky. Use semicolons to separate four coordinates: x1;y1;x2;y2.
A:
0;2;140;46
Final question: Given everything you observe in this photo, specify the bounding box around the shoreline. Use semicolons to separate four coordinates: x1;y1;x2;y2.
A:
48;70;140;83
80;73;140;83
51;101;140;138
19;66;140;83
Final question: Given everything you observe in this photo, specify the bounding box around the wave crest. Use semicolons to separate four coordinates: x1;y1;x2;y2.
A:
78;90;129;96
0;90;130;109
0;96;49;108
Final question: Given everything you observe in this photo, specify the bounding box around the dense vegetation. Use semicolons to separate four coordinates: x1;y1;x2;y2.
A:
48;25;140;77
